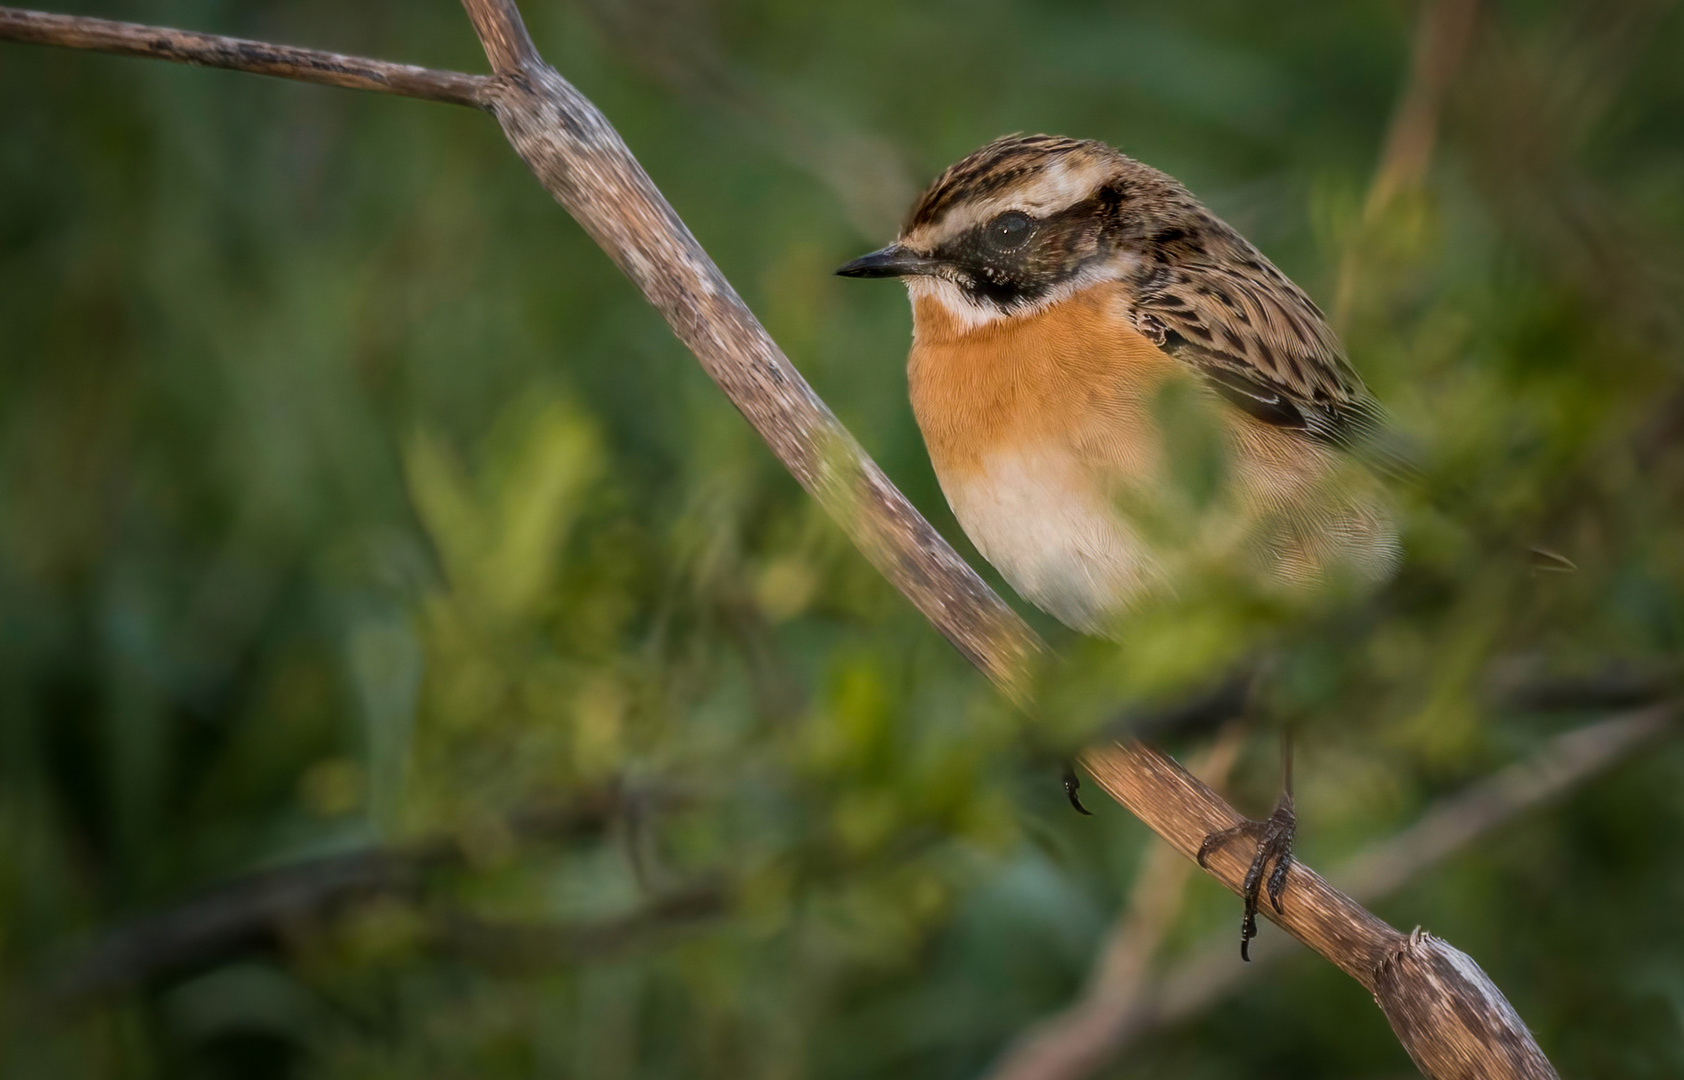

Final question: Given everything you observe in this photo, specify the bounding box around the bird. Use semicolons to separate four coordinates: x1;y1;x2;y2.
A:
836;134;1402;959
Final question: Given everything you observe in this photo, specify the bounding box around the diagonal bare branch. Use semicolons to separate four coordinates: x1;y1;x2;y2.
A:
454;0;1045;697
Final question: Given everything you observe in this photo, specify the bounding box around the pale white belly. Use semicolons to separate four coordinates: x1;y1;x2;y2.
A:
936;448;1157;636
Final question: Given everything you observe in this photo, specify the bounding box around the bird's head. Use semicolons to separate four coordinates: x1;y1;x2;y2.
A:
837;134;1210;331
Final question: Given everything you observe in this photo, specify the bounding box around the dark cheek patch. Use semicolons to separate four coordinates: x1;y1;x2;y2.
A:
942;205;1105;311
960;261;1051;308
940;233;1047;309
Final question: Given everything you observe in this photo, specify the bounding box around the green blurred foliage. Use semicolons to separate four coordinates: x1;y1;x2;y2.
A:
3;1;1683;1078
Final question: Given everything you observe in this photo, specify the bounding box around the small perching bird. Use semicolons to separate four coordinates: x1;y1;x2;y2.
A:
837;134;1402;957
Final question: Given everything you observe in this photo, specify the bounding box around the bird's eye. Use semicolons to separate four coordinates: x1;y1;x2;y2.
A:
985;211;1033;252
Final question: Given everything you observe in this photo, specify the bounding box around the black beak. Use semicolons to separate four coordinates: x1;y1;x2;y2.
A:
835;244;937;279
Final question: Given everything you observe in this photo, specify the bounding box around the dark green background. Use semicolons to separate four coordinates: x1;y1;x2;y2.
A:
3;1;1682;1077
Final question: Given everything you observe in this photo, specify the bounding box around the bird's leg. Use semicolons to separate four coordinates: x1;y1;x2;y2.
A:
1196;731;1296;961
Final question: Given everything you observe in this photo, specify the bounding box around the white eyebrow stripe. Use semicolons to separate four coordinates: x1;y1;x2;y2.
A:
902;156;1117;249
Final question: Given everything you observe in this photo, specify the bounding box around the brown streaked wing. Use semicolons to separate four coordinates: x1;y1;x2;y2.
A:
1132;256;1388;456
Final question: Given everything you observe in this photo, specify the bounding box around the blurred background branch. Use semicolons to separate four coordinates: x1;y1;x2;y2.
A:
1364;0;1483;220
49;782;682;1001
1336;0;1481;322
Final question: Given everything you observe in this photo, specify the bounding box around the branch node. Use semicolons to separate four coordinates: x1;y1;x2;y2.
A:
1374;928;1560;1080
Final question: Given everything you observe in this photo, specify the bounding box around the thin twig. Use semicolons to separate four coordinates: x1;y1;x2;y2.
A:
0;7;491;108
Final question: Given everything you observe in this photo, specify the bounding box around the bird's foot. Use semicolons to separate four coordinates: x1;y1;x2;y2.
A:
1196;791;1295;962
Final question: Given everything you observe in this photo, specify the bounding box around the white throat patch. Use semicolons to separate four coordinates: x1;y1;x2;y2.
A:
903;276;1006;331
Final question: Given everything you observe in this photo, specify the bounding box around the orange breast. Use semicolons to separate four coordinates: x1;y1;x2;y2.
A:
907;281;1179;484
901;281;1399;632
904;283;1187;632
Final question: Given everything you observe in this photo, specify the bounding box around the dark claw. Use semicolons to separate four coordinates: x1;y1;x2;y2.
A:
1063;762;1093;815
1197;792;1297;961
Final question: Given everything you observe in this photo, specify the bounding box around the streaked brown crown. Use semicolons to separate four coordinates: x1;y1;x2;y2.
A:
902;134;1112;233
